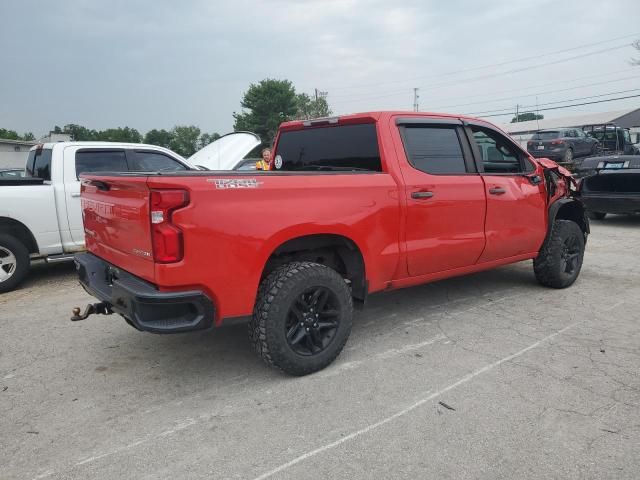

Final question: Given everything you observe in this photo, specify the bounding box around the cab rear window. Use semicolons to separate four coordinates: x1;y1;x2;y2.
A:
274;124;382;172
26;148;53;181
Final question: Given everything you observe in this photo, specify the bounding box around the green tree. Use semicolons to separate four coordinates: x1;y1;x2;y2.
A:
22;132;35;141
233;79;299;144
295;93;332;120
0;128;21;140
169;125;201;157
199;132;221;149
63;124;98;141
98;127;142;143
144;129;174;148
511;112;544;123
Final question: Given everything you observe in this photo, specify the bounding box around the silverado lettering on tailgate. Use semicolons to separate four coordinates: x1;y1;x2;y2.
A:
208;178;262;189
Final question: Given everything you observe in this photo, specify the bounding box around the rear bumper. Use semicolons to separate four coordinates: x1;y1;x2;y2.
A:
75;253;215;333
579;193;640;214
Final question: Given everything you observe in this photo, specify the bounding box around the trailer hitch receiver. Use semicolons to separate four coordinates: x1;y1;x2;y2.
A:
70;302;113;321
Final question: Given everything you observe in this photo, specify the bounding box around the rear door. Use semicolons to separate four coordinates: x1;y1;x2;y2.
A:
466;123;547;262
394;118;487;276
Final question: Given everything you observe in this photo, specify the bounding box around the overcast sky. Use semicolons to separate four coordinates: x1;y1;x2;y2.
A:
1;0;639;138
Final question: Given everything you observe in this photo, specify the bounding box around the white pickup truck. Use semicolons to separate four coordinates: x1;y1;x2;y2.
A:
0;133;260;292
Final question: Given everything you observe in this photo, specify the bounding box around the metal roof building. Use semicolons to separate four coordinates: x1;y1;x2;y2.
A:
499;107;640;135
0;138;38;168
497;107;640;148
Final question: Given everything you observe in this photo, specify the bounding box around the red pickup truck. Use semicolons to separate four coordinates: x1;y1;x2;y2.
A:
73;111;589;375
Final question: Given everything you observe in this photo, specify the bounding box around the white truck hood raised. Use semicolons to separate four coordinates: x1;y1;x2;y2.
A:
188;131;261;170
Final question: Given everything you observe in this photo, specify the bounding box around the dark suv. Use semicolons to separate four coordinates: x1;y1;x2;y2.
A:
527;128;600;164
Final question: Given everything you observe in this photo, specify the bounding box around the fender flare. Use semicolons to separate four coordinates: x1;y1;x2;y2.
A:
546;197;590;241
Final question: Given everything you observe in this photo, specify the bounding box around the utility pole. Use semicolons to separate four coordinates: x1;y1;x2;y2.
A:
515;103;520;122
413;88;420;112
314;89;328;101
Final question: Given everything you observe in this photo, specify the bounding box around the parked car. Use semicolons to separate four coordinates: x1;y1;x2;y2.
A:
72;111;589;375
0;168;26;178
582;124;640;156
527;128;600;164
0;133;259;293
575;154;640;219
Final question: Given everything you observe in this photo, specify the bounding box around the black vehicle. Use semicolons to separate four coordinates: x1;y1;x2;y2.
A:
582;124;639;156
575;155;640;219
527;128;600;164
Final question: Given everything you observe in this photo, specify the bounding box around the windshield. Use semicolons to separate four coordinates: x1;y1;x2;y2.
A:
532;131;560;140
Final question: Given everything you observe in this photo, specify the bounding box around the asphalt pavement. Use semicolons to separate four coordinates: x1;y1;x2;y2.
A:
1;215;639;480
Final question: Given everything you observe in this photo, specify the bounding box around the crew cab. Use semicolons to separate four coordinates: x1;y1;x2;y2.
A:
73;112;589;375
0;132;260;293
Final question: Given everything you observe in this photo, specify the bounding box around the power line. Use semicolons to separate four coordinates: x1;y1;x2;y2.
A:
332;43;634;103
430;74;640;111
326;32;640;92
466;88;640;116
476;94;640;118
418;68;635;109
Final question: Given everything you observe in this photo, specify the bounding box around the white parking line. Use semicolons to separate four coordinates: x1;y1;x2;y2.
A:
251;320;583;480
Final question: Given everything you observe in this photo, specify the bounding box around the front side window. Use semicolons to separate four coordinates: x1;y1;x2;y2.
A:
401;125;467;174
275;123;382;172
75;150;128;179
131;151;187;172
471;126;526;174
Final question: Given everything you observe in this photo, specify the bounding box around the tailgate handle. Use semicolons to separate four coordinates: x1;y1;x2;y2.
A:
83;179;111;191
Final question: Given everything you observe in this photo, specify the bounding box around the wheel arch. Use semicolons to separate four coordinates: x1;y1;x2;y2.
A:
260;233;368;303
548;198;589;239
0;217;39;254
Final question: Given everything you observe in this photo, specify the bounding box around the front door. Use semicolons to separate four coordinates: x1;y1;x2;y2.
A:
466;124;547;262
394;119;487;277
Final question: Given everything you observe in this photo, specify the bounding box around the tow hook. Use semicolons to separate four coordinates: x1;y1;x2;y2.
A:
70;302;113;321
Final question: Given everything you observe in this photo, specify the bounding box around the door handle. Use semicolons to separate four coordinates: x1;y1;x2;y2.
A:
71;193;81;198
488;187;506;195
411;191;434;199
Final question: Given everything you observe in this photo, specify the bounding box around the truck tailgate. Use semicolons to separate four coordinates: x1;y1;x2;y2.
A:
81;176;155;283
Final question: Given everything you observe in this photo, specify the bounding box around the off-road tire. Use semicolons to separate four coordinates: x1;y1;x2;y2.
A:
588;211;606;220
534;220;584;289
249;261;353;376
0;234;30;293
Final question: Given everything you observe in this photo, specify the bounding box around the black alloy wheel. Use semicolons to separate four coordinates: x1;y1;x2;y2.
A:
285;286;341;356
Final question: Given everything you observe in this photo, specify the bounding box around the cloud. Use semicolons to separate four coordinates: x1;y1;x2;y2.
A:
0;0;638;137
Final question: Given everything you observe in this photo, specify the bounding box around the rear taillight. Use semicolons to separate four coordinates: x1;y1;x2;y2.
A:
527;141;533;147
551;139;564;145
150;189;189;263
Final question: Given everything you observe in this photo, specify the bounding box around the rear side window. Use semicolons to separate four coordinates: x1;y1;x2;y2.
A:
401;126;467;174
75;150;128;179
131;151;187;172
532;131;560;140
26;149;53;181
275;123;382;172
